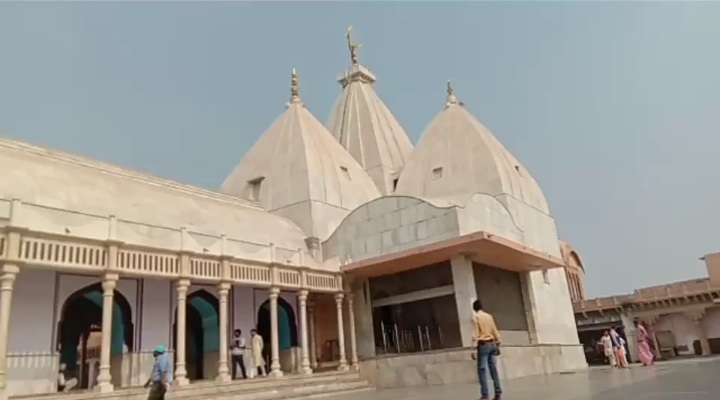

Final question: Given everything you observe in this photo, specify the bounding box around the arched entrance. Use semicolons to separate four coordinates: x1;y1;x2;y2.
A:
57;283;133;389
173;290;219;381
257;297;298;368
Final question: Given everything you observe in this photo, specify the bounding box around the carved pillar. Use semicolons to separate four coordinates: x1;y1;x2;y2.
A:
335;293;348;372
174;279;190;385
298;290;312;375
216;282;231;381
308;301;318;370
0;264;19;400
269;287;283;377
95;273;118;392
347;294;359;370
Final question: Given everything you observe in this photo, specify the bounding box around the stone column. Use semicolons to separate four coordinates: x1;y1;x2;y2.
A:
308;301;318;370
95;273;118;392
689;311;711;356
450;254;478;347
174;279;190;385
216;282;231;381
347;294;359;370
269;287;283;377
0;264;19;400
298;290;312;375
335;293;349;372
620;313;638;363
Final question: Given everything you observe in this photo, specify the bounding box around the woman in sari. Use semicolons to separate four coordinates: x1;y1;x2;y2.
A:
635;320;655;366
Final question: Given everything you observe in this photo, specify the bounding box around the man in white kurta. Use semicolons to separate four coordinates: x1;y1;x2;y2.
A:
251;329;267;378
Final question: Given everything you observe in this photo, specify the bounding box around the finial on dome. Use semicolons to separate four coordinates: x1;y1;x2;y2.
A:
347;26;363;65
290;68;301;104
446;80;458;107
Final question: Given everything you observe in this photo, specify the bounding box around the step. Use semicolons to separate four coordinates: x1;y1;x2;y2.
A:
12;372;373;400
175;376;368;400
223;380;373;400
285;385;375;399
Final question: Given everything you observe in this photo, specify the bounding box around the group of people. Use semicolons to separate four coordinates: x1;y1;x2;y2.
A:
468;301;664;400
600;326;629;368
600;320;656;369
143;328;267;400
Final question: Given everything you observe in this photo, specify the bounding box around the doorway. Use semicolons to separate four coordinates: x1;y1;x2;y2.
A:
173;290;219;381
57;283;133;389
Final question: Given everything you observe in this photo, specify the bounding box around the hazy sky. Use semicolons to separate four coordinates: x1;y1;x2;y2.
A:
1;2;719;297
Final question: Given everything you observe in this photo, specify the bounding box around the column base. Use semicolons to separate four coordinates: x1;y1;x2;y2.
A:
173;377;190;387
350;363;360;372
337;363;349;372
300;366;313;376
216;373;231;383
269;369;284;378
93;382;114;393
0;387;8;400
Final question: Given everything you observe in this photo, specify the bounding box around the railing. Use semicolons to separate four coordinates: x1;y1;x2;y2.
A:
379;321;444;354
0;200;342;293
574;279;718;313
634;279;713;300
573;295;632;313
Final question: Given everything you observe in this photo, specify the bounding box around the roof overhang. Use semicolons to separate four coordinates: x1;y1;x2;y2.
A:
341;232;565;278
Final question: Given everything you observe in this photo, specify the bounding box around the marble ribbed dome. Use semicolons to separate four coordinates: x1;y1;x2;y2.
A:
395;82;550;214
327;27;413;195
221;69;380;239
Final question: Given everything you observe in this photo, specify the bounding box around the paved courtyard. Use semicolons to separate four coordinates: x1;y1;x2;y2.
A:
330;358;720;400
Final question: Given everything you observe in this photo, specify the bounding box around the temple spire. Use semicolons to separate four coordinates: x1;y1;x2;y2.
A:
446;80;458;107
346;26;362;65
289;68;301;105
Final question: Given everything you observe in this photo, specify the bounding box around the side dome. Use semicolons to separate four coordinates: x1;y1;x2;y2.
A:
327;27;414;195
395;82;550;214
220;69;380;239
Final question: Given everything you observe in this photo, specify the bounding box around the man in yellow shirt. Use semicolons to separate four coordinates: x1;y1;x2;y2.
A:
472;300;502;400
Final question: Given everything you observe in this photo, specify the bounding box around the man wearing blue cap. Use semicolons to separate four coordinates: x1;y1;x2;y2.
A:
144;345;172;400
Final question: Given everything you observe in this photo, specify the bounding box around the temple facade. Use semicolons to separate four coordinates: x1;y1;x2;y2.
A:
0;29;585;400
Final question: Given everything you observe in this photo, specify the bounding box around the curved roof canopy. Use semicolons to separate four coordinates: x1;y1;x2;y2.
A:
0;137;309;251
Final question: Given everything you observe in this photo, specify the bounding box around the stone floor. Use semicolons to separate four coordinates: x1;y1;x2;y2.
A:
328;358;720;400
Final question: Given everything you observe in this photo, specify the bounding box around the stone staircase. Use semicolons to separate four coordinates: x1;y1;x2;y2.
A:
14;372;374;400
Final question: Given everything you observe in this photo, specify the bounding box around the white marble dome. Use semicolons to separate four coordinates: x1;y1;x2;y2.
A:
221;69;380;239
395;82;550;214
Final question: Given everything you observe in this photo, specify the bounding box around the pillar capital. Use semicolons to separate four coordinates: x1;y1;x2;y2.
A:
685;308;707;324
218;281;231;293
0;264;19;277
101;273;118;291
0;264;19;291
269;286;280;298
298;289;309;300
176;278;191;291
334;292;345;304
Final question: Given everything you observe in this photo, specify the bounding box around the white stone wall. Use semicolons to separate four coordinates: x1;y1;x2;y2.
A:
459;194;578;346
323;196;460;263
360;343;587;389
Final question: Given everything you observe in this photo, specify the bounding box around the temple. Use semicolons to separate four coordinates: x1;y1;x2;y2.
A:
0;28;585;400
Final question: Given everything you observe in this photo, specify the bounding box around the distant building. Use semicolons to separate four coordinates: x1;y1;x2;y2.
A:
567;248;720;363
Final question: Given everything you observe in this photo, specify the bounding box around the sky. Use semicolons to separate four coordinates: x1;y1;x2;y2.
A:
1;2;719;297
